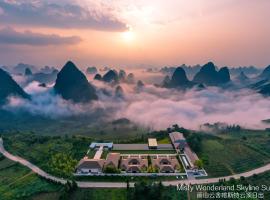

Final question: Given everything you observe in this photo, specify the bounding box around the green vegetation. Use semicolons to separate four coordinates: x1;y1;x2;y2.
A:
3;133;93;178
101;150;109;159
115;126;188;144
68;188;127;200
147;165;159;173
0;112;147;139
59;180;78;200
0;157;62;200
127;181;186;200
47;181;185;200
186;133;202;152
2;124;270;200
49;153;77;177
157;137;171;144
86;149;96;159
192;130;270;177
3;127;270;180
103;165;120;173
190;172;270;200
74;175;185;182
194;159;204;169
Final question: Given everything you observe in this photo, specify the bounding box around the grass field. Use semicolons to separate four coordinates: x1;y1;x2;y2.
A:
0;157;62;200
69;188;127;200
157;137;171;144
86;149;109;159
31;186;186;200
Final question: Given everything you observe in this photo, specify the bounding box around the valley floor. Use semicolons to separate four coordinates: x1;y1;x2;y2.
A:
1;128;270;199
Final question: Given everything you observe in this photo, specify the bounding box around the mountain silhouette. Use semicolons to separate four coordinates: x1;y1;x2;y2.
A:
258;83;270;95
31;69;59;84
94;73;102;80
163;67;195;89
235;71;249;85
236;71;249;81
0;68;29;104
259;65;270;80
193;62;230;86
54;61;98;103
24;68;32;76
171;67;191;86
218;67;230;83
86;66;97;74
102;70;119;83
126;73;135;84
115;85;124;98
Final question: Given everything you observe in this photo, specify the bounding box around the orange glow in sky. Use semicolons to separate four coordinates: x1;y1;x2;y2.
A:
0;0;270;68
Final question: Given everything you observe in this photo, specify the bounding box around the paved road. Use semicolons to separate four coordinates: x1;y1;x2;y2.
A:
162;162;270;186
0;138;67;185
1;138;270;188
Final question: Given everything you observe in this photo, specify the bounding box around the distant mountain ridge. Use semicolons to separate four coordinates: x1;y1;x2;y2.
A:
2;60;270;108
163;67;195;89
95;69;135;84
160;64;261;80
163;62;232;89
102;70;119;83
13;63;37;74
193;62;230;86
86;66;97;74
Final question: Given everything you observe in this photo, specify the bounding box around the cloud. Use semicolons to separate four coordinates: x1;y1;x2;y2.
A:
3;80;109;119
3;73;270;131
116;86;270;130
0;27;81;46
3;83;91;118
0;0;127;31
24;81;48;94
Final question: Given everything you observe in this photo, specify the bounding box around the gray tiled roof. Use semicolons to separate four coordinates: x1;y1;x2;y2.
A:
77;159;104;169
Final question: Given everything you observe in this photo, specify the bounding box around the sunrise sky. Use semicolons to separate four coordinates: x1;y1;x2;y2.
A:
0;0;270;68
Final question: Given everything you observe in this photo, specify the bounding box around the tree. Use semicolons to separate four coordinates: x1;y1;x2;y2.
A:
103;165;119;173
130;181;172;200
186;134;202;153
126;179;130;190
172;124;180;130
194;159;204;169
175;164;182;172
59;180;78;200
147;165;159;173
49;153;77;177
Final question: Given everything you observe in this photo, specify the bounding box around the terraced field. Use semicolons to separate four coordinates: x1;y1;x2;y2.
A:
0;156;62;200
198;130;270;177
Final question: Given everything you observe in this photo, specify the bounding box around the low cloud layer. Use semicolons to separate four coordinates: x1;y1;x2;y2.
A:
92;80;270;130
4;81;97;118
0;27;81;46
117;86;270;130
3;73;270;130
0;0;127;31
